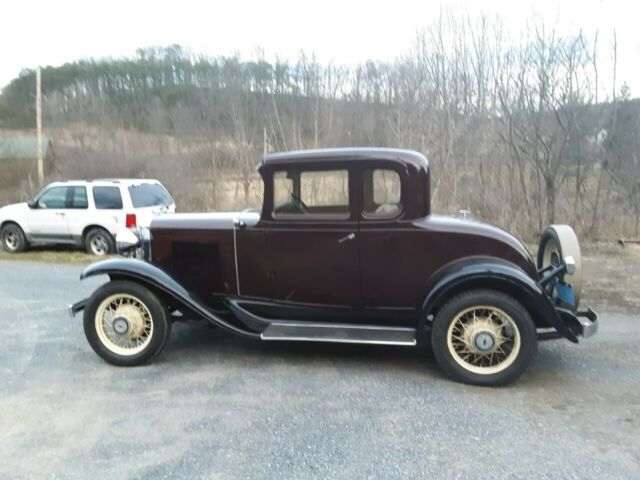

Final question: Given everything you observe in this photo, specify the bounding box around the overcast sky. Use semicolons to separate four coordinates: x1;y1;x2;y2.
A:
1;0;638;96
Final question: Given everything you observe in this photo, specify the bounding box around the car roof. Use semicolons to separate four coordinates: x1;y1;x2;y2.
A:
262;147;429;170
45;178;162;187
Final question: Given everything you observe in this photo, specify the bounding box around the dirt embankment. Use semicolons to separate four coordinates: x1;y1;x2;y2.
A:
582;243;640;315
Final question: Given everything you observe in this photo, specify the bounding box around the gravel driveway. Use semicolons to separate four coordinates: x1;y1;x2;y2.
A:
0;259;639;479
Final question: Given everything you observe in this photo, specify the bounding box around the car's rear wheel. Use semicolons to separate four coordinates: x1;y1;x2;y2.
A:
85;227;115;256
1;223;28;253
431;289;537;386
83;280;171;366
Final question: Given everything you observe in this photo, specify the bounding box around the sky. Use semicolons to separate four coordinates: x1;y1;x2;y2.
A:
1;0;639;97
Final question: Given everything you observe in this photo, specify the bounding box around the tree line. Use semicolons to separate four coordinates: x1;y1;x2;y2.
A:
1;13;639;239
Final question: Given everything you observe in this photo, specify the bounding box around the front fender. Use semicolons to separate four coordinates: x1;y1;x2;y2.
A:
80;258;259;338
421;259;577;342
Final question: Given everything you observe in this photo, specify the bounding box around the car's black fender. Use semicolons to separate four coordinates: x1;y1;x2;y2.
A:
79;258;260;338
420;257;577;343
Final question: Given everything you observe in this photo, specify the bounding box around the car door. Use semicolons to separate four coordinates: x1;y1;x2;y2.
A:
255;166;361;308
64;186;90;241
27;186;72;240
90;185;124;234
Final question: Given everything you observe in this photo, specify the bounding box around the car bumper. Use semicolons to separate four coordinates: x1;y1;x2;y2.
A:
554;306;599;340
67;298;87;318
575;308;599;338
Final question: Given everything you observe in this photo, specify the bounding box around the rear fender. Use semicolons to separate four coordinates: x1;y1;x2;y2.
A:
421;258;577;342
80;258;259;338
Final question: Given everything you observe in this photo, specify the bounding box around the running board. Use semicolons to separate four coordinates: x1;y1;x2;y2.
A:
261;321;417;346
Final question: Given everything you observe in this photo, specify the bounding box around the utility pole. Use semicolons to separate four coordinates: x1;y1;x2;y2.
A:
263;127;267;156
36;67;43;185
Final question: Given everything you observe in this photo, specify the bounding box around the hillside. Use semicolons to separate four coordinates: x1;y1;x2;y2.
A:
1;29;639;239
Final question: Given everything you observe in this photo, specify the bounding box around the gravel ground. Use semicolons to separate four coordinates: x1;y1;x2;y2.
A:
0;257;639;479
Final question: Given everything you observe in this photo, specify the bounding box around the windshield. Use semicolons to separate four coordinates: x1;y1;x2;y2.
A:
128;183;173;208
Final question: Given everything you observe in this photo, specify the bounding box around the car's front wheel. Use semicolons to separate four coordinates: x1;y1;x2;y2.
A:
83;280;171;366
1;223;28;253
431;289;537;386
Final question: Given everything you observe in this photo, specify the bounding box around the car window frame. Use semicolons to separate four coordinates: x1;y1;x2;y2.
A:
35;186;70;209
92;185;124;210
361;167;405;220
356;162;407;222
67;186;89;209
271;166;353;221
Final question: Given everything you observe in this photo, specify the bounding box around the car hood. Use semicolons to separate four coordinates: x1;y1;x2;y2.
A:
150;211;260;231
413;214;534;264
0;202;29;219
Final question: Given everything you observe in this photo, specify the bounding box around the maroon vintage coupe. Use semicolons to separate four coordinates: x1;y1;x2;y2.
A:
69;148;597;386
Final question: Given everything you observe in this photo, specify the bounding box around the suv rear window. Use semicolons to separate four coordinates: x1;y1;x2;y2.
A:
93;186;123;209
128;183;173;208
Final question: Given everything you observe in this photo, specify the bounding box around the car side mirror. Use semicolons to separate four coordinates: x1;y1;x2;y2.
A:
27;199;37;208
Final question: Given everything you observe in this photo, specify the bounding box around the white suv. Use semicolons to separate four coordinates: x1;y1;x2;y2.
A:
0;179;175;255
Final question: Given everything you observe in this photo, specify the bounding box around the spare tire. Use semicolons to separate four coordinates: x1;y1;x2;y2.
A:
537;225;582;307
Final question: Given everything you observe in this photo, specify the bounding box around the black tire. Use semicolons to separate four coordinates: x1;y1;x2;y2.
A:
84;227;115;256
1;223;28;253
430;289;537;386
83;280;171;366
537;225;582;307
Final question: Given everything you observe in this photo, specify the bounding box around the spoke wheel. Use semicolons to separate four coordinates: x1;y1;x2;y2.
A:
95;294;154;356
431;289;537;386
83;280;170;366
447;306;521;375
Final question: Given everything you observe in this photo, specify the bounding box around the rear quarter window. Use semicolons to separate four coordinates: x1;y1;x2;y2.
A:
128;183;173;208
93;186;123;209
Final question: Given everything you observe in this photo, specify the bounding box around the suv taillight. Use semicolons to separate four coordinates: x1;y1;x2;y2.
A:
125;214;137;228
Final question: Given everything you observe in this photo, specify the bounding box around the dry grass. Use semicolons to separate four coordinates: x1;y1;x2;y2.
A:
0;246;108;265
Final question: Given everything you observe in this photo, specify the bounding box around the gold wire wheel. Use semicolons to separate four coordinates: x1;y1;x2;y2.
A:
94;293;154;356
446;305;521;375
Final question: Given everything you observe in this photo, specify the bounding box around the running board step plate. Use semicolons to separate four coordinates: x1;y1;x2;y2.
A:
261;321;417;346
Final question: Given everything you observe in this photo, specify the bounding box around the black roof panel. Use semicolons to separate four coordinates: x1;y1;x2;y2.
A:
262;147;428;170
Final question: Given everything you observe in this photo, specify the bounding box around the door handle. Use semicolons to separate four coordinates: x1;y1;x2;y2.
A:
338;233;356;243
55;212;66;216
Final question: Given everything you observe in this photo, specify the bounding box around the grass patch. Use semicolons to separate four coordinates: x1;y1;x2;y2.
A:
0;246;109;265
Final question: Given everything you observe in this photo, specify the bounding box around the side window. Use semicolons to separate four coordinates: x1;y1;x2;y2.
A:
69;187;88;209
93;186;123;209
37;187;68;209
273;169;349;217
363;169;402;217
273;171;294;210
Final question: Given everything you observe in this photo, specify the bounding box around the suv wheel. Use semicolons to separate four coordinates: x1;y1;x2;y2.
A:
431;289;537;386
1;223;28;253
83;280;171;366
85;228;115;256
